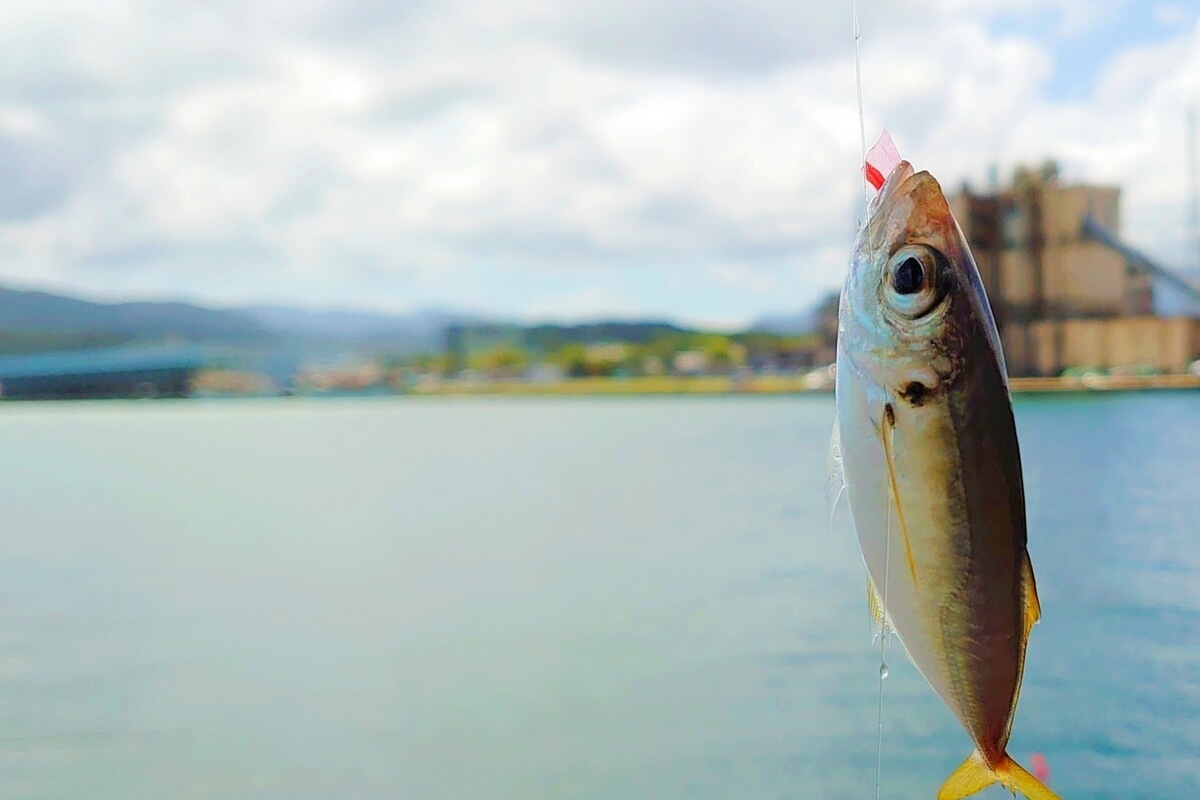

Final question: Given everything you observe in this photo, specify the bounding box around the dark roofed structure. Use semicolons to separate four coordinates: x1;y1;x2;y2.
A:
0;345;215;400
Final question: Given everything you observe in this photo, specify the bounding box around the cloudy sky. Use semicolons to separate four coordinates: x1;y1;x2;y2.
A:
0;0;1197;326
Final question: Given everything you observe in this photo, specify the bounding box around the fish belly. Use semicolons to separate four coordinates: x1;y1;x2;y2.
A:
836;357;1024;754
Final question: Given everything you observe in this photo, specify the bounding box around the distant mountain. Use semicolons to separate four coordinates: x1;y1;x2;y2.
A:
0;285;486;354
0;286;267;342
0;281;842;362
241;305;480;349
749;292;840;335
749;311;818;335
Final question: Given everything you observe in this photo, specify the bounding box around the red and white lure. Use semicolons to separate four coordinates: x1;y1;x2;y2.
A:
863;129;901;195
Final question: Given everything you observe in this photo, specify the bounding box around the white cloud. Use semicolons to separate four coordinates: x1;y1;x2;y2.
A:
1153;3;1195;26
0;0;1193;323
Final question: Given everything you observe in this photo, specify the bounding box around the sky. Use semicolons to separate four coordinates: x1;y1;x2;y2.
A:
0;0;1197;327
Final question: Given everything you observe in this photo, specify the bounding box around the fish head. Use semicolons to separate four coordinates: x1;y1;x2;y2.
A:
838;161;1005;402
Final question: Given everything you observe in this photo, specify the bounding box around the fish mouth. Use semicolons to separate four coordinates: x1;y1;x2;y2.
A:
868;160;917;219
859;163;957;278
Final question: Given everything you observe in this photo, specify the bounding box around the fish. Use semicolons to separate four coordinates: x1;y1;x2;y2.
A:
829;157;1059;800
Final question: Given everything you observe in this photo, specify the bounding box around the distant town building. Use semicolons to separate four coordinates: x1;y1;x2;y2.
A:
672;350;707;375
526;364;565;384
294;359;387;393
191;369;277;396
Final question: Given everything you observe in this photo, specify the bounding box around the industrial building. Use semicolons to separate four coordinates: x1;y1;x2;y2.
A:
0;345;213;400
949;166;1200;376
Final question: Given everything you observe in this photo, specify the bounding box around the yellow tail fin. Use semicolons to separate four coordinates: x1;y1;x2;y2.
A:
937;750;1061;800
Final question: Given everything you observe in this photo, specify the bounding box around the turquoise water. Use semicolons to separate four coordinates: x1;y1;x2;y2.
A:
0;394;1196;799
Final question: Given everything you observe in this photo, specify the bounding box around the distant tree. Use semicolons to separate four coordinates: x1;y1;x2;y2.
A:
621;343;650;376
640;333;694;364
1013;160;1060;192
583;352;623;377
550;343;589;377
471;343;529;377
699;335;745;373
442;349;464;376
1040;159;1060;184
547;341;629;377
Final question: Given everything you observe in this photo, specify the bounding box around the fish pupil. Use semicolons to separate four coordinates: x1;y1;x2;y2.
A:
893;258;923;294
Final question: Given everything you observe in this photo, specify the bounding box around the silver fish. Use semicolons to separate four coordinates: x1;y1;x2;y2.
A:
829;160;1058;800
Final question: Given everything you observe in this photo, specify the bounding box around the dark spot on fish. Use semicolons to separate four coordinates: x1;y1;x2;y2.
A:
884;403;895;427
899;381;930;406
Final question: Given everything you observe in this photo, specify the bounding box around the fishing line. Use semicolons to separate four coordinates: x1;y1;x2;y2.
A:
852;3;889;795
852;0;868;211
875;407;895;800
854;1;889;793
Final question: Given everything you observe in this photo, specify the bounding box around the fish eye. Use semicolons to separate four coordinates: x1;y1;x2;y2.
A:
893;258;923;294
884;245;943;319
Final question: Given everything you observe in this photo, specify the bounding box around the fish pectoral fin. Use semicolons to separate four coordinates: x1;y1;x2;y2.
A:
1022;549;1042;636
938;751;1061;800
825;416;846;531
866;574;887;630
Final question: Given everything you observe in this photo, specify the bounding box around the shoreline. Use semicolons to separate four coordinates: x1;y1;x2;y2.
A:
404;373;1200;397
6;373;1197;402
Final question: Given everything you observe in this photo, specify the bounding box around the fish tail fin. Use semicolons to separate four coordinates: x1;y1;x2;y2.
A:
937;751;994;800
937;750;1061;800
995;753;1061;800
